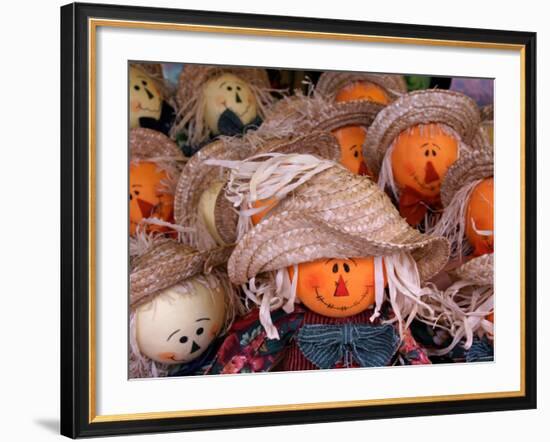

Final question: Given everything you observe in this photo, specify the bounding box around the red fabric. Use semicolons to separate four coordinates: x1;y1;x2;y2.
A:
398;186;441;226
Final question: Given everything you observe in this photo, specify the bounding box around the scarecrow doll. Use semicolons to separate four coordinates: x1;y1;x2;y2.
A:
315;71;407;105
315;73;407;177
173;132;340;251
415;253;494;363
429;141;494;260
129;128;185;236
129;239;242;377
203;151;450;373
170;65;278;156
129;63;176;136
258;93;384;176
363;89;483;228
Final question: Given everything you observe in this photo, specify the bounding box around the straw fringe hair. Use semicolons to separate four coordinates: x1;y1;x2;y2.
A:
315;71;408;101
364;89;481;176
170;65;278;145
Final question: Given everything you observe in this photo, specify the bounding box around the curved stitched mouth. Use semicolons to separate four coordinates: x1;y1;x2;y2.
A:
411;173;438;192
225;103;252;118
169;356;189;363
313;287;372;312
136;102;160;113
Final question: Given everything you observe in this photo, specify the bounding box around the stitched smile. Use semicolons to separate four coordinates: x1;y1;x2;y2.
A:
314;287;370;312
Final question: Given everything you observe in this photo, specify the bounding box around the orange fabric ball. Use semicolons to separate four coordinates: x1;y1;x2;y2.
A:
289;257;382;318
465;178;494;256
486;312;494;323
129;162;174;235
332;126;372;176
391;123;459;199
335;81;390;105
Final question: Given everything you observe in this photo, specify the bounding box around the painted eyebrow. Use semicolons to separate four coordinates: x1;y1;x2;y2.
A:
166;329;180;341
131;184;143;188
349;144;358;150
195;317;211;322
219;82;227;88
421;142;441;150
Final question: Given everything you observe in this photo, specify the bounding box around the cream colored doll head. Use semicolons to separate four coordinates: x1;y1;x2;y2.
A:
203;73;258;136
129;66;162;129
135;276;226;365
129;239;238;378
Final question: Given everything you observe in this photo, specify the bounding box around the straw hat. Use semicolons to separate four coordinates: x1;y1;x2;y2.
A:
440;141;493;207
451;253;493;286
130;127;185;161
316;71;407;101
261;93;384;135
227;162;450;285
363;89;481;175
130;239;232;309
174;132;341;248
171;65;275;145
130;63;172;99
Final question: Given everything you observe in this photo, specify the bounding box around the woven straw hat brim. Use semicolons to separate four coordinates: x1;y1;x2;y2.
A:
451;253;493;286
263;96;384;135
228;166;450;285
175;65;270;110
315;71;408;101
130;128;185;161
363;90;481;175
440;144;494;207
174;132;341;243
131;63;172;99
130;239;232;308
480;104;494;122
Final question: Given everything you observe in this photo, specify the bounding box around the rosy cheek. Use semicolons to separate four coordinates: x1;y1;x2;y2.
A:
130;99;141;112
404;161;416;176
215;95;226;106
306;275;321;288
158;352;175;361
247;95;253;105
210;324;220;338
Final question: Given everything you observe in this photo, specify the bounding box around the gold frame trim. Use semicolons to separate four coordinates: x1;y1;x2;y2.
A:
88;18;526;424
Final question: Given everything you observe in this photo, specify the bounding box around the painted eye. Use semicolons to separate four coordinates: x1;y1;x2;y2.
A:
354;151;359;158
332;263;338;273
134;85;140;91
432;150;437;156
129;193;132;200
227;86;233;91
196;327;204;336
179;336;188;344
141;80;147;86
424;149;429;157
343;263;350;273
134;190;140;195
237;86;241;91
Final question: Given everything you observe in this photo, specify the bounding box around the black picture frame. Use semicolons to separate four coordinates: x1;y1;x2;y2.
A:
60;2;537;438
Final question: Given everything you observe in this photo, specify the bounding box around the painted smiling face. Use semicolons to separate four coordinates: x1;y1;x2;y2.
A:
391;123;459;198
335;81;390;105
129;66;162;129
332;126;370;176
129;162;174;235
289;258;379;318
135;279;226;365
202;73;258;136
465;177;494;256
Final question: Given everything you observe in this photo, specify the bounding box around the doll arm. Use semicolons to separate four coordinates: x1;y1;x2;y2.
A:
206;307;304;375
396;325;432;365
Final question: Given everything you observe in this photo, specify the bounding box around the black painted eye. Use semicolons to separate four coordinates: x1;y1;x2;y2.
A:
196;327;204;336
179;336;188;344
343;263;350;273
332;263;338;273
129;193;132;200
424;149;429;157
134;85;140;91
227;86;233;91
134;190;140;195
142;80;147;86
432;150;437;156
237;86;241;91
354;151;359;158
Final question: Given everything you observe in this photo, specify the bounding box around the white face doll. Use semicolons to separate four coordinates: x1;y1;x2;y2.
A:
135;277;226;365
129;66;162;129
202;73;259;136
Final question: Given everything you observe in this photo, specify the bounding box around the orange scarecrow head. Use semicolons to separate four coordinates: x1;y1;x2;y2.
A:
335;81;391;105
465;177;494;256
129;161;174;235
332;126;371;176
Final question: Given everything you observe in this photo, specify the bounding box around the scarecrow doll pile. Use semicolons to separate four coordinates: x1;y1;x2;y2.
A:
126;64;495;377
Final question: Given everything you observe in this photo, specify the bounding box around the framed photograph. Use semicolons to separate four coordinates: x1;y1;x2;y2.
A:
60;1;536;438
